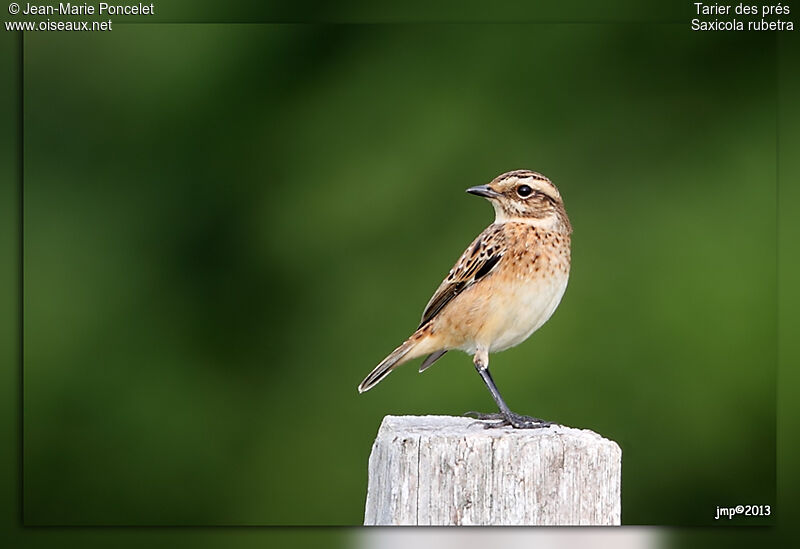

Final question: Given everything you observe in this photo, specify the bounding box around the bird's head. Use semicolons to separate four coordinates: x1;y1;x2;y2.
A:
466;170;571;234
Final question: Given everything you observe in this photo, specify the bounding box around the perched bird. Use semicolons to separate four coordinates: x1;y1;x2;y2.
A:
358;170;572;428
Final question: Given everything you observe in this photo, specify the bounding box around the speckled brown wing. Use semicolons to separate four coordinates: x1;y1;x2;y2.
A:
418;224;507;330
360;224;509;390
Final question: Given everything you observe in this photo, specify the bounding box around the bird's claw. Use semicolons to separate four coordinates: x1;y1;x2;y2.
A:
463;411;553;429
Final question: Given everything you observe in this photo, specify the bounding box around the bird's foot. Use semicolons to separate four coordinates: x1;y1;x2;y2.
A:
463;411;552;429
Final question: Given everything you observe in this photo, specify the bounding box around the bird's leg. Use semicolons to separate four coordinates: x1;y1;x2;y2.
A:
466;349;552;429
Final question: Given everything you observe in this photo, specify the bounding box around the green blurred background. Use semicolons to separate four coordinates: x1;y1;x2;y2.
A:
13;19;780;529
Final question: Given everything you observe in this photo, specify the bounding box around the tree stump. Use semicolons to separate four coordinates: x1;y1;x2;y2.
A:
364;415;621;526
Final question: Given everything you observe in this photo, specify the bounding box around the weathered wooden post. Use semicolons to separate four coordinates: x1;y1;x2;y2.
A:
364;415;621;526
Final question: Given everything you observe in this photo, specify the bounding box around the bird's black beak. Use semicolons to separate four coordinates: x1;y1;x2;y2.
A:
466;184;501;199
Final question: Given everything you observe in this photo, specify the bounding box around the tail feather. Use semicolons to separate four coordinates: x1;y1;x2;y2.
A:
419;350;448;372
358;329;436;393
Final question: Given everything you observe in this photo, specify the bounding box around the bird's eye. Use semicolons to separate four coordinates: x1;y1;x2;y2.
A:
516;184;533;198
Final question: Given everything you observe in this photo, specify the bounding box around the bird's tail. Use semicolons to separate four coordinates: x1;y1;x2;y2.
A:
358;328;435;393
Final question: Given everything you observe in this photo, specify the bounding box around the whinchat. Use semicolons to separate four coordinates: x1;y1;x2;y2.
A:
358;170;571;429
